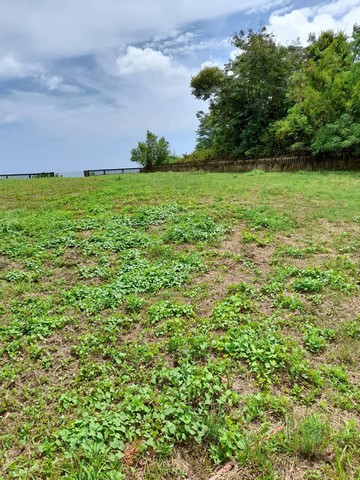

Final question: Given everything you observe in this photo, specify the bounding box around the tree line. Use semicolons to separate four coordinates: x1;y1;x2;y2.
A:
191;25;360;159
131;25;359;167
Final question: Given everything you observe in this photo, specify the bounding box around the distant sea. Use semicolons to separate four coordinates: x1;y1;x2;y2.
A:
1;169;139;179
59;171;83;178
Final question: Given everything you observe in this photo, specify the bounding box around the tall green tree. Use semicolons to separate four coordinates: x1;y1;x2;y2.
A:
273;27;360;154
190;24;359;159
191;66;224;101
130;130;170;168
191;66;224;153
191;28;304;157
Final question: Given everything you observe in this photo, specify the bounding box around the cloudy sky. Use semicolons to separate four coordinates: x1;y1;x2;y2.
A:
0;0;359;174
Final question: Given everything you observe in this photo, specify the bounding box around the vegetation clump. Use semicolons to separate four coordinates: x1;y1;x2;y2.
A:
189;25;360;159
0;172;359;478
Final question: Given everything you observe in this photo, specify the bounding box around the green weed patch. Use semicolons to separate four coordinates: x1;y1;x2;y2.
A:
0;172;359;479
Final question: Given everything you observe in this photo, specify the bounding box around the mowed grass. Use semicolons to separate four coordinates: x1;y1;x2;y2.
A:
0;170;359;479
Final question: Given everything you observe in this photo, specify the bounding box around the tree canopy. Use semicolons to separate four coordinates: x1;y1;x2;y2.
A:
190;25;360;158
130;130;171;168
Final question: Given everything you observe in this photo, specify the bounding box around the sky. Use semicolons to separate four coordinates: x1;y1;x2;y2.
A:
0;0;359;175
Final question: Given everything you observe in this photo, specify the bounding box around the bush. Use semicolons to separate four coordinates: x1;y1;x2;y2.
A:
130;130;171;168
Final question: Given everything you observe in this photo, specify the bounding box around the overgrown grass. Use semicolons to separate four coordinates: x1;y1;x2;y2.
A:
0;171;359;479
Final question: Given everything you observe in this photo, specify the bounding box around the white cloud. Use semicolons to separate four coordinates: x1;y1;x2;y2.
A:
247;0;291;14
0;0;280;60
117;47;174;76
0;53;43;79
0;57;199;139
0;56;78;94
40;74;63;91
268;0;360;44
200;59;223;69
0;54;62;90
0;54;23;78
317;0;360;17
145;30;230;57
1;0;358;173
230;48;243;61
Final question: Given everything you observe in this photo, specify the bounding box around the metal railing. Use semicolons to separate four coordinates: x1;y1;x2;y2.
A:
83;167;143;177
0;172;55;179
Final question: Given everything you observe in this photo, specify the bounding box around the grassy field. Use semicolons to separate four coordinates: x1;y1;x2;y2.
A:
0;170;359;480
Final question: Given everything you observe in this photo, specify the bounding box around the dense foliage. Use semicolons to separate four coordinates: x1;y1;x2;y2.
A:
191;25;360;158
130;130;171;168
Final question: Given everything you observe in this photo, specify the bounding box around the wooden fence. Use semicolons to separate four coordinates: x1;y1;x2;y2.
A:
147;153;360;173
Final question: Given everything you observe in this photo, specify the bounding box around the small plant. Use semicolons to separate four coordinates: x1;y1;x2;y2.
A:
163;213;223;244
154;317;187;337
210;293;253;330
292;267;354;294
272;293;304;311
125;294;144;314
290;414;330;459
130;202;181;228
344;317;360;338
241;206;293;231
293;277;323;293
216;322;289;386
242;393;289;421
303;324;336;353
78;265;111;279
148;301;194;324
305;244;329;254
4;269;31;282
226;282;255;296
244;169;265;176
334;420;360;450
242;230;270;247
4;315;70;341
261;281;284;298
305;469;323;479
277;245;305;258
287;346;324;387
323;364;350;389
61;443;121;480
